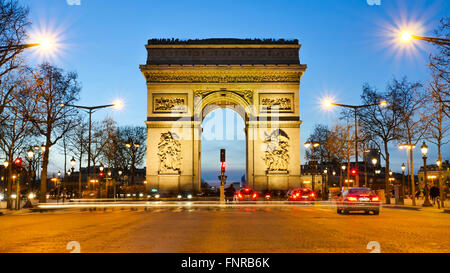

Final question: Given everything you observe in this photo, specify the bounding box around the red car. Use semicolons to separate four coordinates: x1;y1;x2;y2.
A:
236;188;258;201
336;187;380;215
288;188;316;202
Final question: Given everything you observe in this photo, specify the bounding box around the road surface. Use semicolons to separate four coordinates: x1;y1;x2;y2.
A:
0;204;448;253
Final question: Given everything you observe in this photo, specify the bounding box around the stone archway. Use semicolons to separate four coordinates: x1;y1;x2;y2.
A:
140;38;307;193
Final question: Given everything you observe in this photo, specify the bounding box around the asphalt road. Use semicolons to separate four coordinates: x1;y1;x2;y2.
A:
0;204;449;253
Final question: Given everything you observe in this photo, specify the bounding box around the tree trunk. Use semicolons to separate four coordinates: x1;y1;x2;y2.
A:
410;149;416;206
384;143;391;204
39;144;50;203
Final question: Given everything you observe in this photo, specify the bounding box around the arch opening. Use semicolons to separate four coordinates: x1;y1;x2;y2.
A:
200;107;247;191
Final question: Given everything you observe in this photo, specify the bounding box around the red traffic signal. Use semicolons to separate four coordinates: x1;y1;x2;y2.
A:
99;172;104;177
221;162;226;172
351;168;358;176
14;157;23;166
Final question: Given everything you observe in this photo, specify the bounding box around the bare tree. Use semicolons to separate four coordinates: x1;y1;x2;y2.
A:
66;118;87;195
358;82;404;204
0;68;37;208
425;67;450;208
118;126;146;185
0;0;30;119
28;63;81;203
429;17;449;91
394;77;429;206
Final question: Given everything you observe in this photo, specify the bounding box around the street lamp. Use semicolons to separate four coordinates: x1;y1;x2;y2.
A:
400;163;406;205
304;141;320;191
26;147;34;194
400;31;450;47
371;158;378;189
420;142;432;207
0;36;55;53
57;170;61;202
399;144;416;206
323;99;387;187
126;141;141;186
2;160;8;201
61;101;123;187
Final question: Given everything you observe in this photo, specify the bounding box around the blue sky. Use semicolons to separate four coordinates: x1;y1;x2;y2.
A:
20;0;449;182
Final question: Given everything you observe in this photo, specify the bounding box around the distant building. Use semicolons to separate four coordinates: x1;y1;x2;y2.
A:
418;160;450;190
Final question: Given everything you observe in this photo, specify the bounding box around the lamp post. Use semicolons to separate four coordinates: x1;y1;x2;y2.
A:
26;147;34;196
57;170;61;203
400;31;450;47
3;160;9;205
437;160;444;208
117;170;123;199
421;142;432;207
323;100;387;187
399;144;416;206
341;164;346;190
126;141;141;186
323;169;328;200
401;163;406;205
371;158;378;189
61;102;122;190
99;165;104;198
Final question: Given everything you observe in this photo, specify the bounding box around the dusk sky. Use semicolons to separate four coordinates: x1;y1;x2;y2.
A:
20;0;449;183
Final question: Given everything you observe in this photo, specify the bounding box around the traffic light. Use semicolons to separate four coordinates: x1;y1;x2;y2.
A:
99;172;104;177
221;162;226;173
351;168;358;176
220;149;226;163
14;157;23;167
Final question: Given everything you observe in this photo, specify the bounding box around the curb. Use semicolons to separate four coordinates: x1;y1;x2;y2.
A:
444;209;450;214
382;205;421;211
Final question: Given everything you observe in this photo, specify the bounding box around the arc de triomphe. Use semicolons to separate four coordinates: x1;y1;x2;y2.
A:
140;38;307;193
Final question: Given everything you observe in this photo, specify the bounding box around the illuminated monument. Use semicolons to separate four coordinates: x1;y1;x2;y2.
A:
140;38;307;193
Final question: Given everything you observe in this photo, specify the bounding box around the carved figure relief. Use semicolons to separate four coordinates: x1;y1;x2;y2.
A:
158;132;182;174
153;94;188;113
263;129;290;172
259;93;294;112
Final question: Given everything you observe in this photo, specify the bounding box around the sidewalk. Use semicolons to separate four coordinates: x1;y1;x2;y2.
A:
383;198;450;213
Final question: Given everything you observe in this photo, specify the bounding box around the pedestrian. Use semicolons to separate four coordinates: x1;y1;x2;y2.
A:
430;185;440;205
225;184;236;202
415;190;421;199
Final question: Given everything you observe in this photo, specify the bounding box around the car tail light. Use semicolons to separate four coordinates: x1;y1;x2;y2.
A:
371;196;380;202
346;196;358;202
310;193;315;198
238;193;243;199
265;194;271;199
252;193;257;199
244;188;250;193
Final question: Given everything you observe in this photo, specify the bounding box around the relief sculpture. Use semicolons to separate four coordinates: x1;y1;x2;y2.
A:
263;129;290;172
259;94;294;112
158;132;182;174
153;94;187;113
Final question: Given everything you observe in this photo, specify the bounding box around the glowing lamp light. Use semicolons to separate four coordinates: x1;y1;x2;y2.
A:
401;31;413;42
39;37;53;50
322;98;334;109
113;100;124;110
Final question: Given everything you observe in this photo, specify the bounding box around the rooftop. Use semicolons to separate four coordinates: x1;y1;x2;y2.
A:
147;38;299;45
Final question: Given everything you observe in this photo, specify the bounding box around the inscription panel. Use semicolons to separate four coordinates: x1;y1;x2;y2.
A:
259;93;294;113
153;93;188;113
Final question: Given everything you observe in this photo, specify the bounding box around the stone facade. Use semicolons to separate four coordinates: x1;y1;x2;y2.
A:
140;39;307;193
